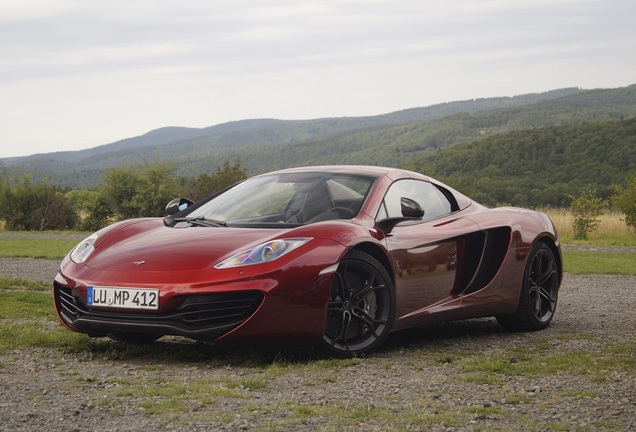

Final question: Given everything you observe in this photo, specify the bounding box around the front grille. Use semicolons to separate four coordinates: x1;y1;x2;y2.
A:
54;282;263;340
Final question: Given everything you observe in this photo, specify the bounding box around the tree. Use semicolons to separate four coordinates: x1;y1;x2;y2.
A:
98;160;180;221
131;161;181;217
0;175;77;231
81;195;113;231
66;189;113;231
0;170;9;229
186;158;248;202
569;189;606;240
612;174;636;235
99;164;143;220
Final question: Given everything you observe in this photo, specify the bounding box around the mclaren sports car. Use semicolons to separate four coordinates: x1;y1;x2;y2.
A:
53;165;562;357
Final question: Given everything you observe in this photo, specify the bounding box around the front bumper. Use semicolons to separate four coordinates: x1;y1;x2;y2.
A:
54;281;264;340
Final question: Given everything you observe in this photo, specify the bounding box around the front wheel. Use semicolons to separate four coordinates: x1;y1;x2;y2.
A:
497;242;560;331
320;250;395;357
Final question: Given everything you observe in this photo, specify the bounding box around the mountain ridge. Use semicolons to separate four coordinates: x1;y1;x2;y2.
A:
3;84;635;189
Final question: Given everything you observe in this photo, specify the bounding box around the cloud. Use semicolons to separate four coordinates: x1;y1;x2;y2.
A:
0;0;634;157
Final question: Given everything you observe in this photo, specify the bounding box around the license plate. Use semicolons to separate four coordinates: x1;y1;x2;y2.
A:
87;286;159;310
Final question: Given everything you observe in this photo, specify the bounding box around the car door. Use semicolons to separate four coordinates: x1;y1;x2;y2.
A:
378;179;480;323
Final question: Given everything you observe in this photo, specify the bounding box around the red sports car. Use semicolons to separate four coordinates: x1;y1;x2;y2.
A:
53;165;562;357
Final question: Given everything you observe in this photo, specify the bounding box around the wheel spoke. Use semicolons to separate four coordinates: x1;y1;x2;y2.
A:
354;305;387;326
537;286;556;318
335;264;352;300
535;251;555;281
529;255;542;285
352;279;385;305
331;310;352;349
537;263;556;286
530;287;542;319
353;307;379;326
538;285;555;305
352;279;374;303
351;310;378;338
352;308;388;336
529;281;556;321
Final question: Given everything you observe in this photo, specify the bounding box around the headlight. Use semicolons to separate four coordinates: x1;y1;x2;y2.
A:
214;238;312;269
70;233;99;263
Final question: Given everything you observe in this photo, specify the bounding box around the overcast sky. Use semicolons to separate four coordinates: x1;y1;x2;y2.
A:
1;0;634;158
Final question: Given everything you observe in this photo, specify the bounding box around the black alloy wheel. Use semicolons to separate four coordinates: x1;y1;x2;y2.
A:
321;250;396;357
497;242;560;331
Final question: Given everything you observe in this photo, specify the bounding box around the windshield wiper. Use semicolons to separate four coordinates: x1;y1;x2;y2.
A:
171;216;227;227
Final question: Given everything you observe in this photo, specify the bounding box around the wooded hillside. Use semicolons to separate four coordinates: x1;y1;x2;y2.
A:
408;117;636;206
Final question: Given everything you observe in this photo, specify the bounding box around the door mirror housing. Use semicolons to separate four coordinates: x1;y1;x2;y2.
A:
377;197;425;232
165;197;194;215
400;197;424;218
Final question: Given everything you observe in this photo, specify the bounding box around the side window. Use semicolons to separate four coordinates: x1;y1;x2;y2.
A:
378;179;454;221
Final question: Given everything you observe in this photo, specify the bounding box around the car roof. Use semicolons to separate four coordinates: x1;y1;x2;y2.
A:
265;165;427;180
258;165;475;210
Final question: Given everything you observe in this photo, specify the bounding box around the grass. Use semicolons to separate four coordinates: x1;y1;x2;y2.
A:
459;340;636;382
0;291;57;319
563;250;636;275
0;237;79;259
114;376;249;400
0;277;50;291
282;402;468;429
0;320;90;353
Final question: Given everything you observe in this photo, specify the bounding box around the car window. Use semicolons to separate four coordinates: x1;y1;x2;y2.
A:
187;172;375;226
378;179;454;221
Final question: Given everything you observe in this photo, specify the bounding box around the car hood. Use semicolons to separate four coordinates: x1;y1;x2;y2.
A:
86;219;290;272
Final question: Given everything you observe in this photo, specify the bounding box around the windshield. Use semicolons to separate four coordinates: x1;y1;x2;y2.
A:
186;172;375;226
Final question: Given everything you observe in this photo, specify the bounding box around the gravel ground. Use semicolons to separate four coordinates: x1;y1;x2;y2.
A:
1;254;635;431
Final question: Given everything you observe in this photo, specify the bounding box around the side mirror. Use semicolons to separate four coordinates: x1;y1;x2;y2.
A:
165;197;194;215
401;197;424;218
377;197;425;232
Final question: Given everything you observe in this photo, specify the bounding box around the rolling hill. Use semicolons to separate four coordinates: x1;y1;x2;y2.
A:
2;84;635;189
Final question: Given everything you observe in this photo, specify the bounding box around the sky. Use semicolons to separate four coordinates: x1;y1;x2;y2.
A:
1;0;635;158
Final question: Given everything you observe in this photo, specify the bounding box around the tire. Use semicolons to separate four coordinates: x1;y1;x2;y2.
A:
320;250;396;357
109;332;161;344
497;242;560;331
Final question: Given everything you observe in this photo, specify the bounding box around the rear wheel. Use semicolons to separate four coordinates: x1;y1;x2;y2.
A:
497;242;560;331
320;250;395;357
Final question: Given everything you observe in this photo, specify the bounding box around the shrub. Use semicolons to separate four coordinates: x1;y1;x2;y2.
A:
612;174;636;235
0;176;78;231
569;189;606;240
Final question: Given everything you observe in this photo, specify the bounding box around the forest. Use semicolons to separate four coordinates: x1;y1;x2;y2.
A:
407;117;636;207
